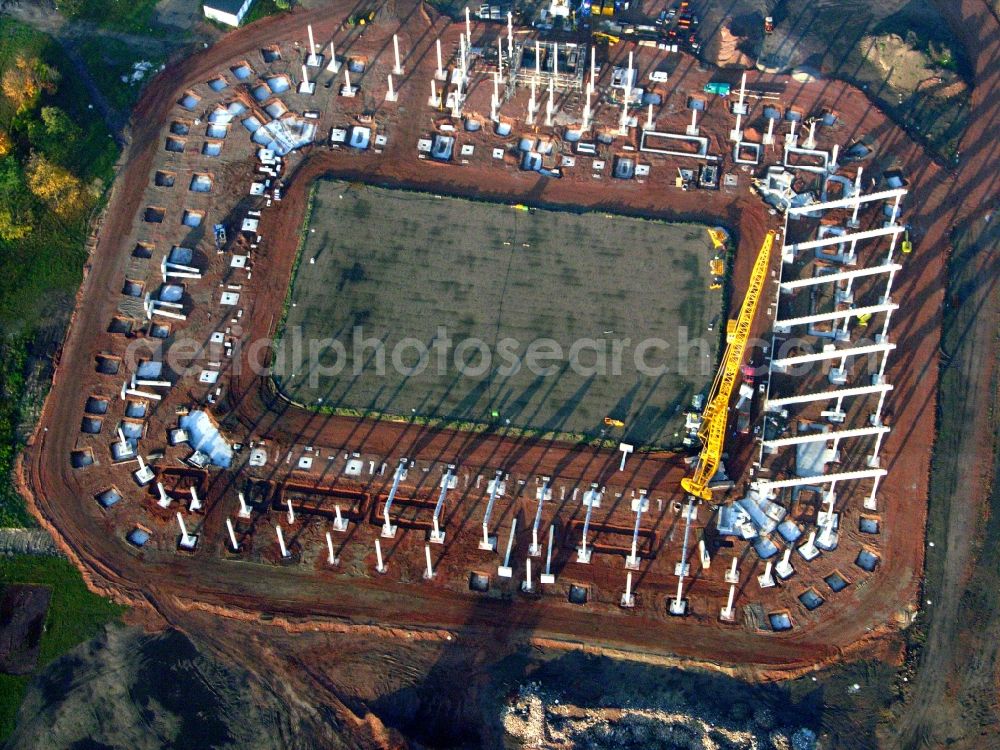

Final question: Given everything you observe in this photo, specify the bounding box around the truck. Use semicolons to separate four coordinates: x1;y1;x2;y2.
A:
703;81;731;96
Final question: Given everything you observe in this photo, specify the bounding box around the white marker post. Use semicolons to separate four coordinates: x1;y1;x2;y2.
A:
386;74;398;102
333;504;348;532
527;77;537;124
507;12;513;56
757;559;775;588
725;556;739;583
286;498;295;525
480;471;503;551
429;78;439;108
687;107;700;136
729;71;747;142
763;114;776;145
435;38;445;81
589;45;596;94
382;459;406;538
804;119;817;150
423;544;435;579
497;36;504;82
546;77;554;126
298;64;314;95
276;525;290;558
430;470;450;544
582;87;592;131
326;41;341;73
374;538;387;573
848;168;865;227
646;102;654;130
540;525;555;584
226;518;239;551
392;34;404;75
237;491;251;519
498;517;517;577
465;5;471;42
776;546;795;578
306;24;320;66
618;442;634;471
521;557;533;592
529;482;547;557
799;529;820;560
625;504;643;570
177;512;195;549
621;571;635;608
326;531;337;565
157;482;171;509
720;583;736;621
577;497;593;564
189;485;202;512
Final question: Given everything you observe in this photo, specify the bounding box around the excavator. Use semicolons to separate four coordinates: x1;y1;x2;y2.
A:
680;229;777;501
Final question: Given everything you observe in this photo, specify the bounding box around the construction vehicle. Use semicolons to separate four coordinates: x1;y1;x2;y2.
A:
347;8;376;26
603;416;626;428
592;31;620;45
764;16;774;34
901;229;913;254
703;81;731;96
706;227;729;251
709;257;725;289
856;311;872;328
681;230;777;501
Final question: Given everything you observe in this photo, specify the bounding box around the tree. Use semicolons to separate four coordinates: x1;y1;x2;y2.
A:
1;55;60;112
0;156;33;240
25;152;85;217
27;106;81;166
0;129;10;158
0;205;32;241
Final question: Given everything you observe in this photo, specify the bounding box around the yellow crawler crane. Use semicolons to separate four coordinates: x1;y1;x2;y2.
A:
680;229;777;500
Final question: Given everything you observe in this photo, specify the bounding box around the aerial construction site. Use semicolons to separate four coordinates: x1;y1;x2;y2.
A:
14;0;992;744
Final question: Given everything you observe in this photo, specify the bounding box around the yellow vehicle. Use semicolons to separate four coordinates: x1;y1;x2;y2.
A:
709;257;724;276
726;319;737;343
604;417;626;428
347;9;376;26
856;312;872;327
706;227;729;252
593;31;620;45
901;230;913;254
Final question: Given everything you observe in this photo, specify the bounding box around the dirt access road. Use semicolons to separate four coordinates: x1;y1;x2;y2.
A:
890;1;1000;747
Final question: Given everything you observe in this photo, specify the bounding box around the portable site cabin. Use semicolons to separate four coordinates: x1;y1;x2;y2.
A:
203;0;257;27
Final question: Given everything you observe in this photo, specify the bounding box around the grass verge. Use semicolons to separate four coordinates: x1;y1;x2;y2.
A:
0;556;125;742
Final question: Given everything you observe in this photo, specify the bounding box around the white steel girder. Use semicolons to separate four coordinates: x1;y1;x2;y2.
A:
776;302;898;329
787;187;907;214
756;468;886;491
763;425;890;449
784;225;903;253
781;263;902;290
772;342;895;368
765;383;892;409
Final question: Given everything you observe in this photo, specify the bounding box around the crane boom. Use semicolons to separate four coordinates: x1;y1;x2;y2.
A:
681;229;777;500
